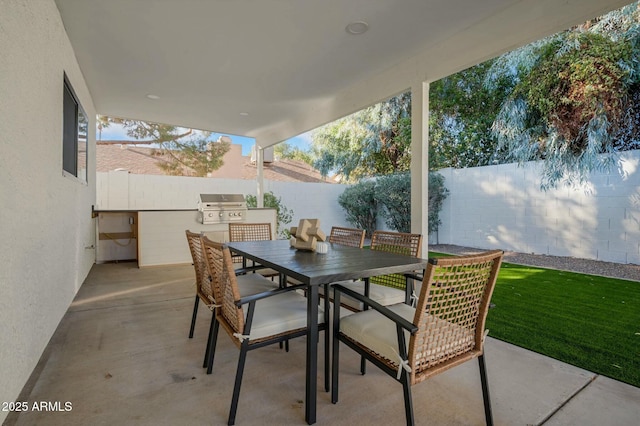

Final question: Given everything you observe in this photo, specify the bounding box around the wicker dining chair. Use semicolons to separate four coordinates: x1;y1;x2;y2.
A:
201;237;328;425
228;222;279;280
185;230;216;369
187;231;279;374
332;250;504;426
328;226;366;248
337;230;422;311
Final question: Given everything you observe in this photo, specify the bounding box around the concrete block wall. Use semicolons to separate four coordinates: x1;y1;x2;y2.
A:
437;150;640;264
96;172;352;235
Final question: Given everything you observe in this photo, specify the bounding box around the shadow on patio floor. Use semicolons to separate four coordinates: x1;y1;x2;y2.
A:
6;263;639;426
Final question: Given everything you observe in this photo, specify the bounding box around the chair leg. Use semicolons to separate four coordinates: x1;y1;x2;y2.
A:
324;284;330;392
478;355;494;426
400;370;414;426
206;315;219;374
189;295;199;338
331;291;341;404
331;331;340;403
360;356;366;375
228;344;249;425
203;310;216;369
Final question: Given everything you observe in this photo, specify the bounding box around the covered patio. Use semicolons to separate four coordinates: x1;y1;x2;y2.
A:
6;262;639;425
2;1;637;425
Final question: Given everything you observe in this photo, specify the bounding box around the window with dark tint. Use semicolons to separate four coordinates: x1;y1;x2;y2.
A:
62;73;87;182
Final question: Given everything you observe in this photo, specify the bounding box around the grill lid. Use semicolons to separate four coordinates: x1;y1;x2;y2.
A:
199;194;245;205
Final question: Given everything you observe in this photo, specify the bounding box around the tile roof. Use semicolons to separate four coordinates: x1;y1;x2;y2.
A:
96;142;333;183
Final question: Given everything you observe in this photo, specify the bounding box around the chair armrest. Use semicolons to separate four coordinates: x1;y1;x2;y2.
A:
403;272;423;281
234;265;267;275
234;283;308;307
333;284;418;334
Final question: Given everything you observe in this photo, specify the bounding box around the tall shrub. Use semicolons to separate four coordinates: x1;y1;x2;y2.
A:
338;172;449;236
376;172;411;232
337;180;377;237
427;172;449;234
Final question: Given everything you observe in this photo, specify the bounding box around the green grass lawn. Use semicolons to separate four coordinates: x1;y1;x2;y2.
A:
429;252;640;388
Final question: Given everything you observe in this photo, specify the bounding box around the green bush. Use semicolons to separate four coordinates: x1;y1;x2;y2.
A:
376;172;411;232
427;172;449;234
338;172;449;236
245;192;293;239
337;180;377;237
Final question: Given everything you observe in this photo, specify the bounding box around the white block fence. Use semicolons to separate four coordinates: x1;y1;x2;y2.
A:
95;172;352;234
436;150;640;264
97;149;640;265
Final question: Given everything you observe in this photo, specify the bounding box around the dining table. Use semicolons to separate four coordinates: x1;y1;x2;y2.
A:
226;238;428;425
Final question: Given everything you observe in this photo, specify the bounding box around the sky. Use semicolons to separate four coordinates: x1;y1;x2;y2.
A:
98;122;312;155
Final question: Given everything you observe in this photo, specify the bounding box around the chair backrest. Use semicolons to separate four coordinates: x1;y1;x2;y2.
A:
228;223;272;242
409;250;503;384
369;230;422;289
228;223;273;263
185;230;214;304
328;226;365;248
201;237;245;345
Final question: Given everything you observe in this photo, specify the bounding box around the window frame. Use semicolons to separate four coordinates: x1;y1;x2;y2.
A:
62;73;88;184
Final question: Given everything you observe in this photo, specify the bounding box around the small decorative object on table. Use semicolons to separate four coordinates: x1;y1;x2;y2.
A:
289;219;326;251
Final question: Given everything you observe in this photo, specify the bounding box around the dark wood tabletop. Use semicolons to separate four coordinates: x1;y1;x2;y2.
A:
226;239;428;285
225;238;428;425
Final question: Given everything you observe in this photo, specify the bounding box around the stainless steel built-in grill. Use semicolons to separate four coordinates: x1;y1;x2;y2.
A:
198;194;248;224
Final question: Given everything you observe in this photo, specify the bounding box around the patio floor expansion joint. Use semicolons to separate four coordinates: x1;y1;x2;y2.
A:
536;374;599;426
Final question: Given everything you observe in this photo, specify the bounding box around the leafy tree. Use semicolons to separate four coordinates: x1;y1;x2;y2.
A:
311;92;411;182
488;3;640;189
274;142;314;165
98;116;230;177
245;191;294;239
429;60;512;170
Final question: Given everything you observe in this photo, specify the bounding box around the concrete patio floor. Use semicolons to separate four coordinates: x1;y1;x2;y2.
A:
5;262;639;426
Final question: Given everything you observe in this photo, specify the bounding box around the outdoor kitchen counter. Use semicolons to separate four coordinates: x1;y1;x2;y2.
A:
136;208;276;267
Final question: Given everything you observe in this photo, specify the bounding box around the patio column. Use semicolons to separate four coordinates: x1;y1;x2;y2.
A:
255;142;264;208
410;81;429;257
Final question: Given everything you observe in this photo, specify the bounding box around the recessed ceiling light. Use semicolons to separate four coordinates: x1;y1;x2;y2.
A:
346;21;369;35
239;112;249;116
146;94;160;100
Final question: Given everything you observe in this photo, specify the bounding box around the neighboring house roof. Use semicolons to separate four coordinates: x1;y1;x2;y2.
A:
96;141;333;183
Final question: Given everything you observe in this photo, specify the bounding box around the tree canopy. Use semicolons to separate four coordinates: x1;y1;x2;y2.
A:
310;92;411;182
308;2;640;189
488;2;640;188
98;116;230;177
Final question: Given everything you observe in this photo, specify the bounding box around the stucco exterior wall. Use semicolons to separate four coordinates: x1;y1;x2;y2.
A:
437;150;640;264
0;1;96;420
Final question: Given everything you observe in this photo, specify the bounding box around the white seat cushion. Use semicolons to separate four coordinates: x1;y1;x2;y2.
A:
245;289;325;341
334;280;406;310
236;273;279;297
340;303;415;363
340;304;475;366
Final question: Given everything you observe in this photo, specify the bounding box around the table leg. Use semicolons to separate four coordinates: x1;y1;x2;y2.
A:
305;284;319;424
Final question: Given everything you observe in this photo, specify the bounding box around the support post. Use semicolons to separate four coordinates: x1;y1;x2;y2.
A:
410;81;430;257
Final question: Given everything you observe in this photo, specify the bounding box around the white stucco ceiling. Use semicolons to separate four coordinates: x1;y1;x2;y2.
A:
55;0;631;147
